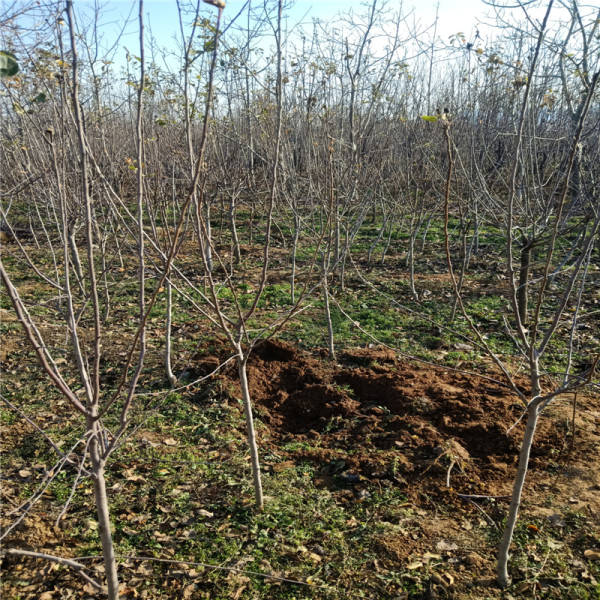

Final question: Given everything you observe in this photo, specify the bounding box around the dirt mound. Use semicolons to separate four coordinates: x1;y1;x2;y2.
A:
213;340;572;496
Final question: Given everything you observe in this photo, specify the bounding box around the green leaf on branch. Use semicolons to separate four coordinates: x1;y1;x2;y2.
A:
421;115;438;123
202;40;216;54
33;93;47;103
0;51;19;77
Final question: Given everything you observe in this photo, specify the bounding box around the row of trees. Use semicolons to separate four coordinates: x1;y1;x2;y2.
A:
1;0;598;596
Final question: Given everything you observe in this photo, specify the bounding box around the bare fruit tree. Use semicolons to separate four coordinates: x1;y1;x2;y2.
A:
0;0;206;596
438;0;600;586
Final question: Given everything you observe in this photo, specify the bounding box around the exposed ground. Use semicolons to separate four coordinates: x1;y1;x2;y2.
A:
2;335;600;599
218;338;600;521
2;230;599;599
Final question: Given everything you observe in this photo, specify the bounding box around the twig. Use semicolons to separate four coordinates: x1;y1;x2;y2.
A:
77;554;324;589
0;394;88;474
328;293;509;388
1;436;88;541
457;496;498;528
506;406;528;434
107;355;237;456
55;436;92;526
446;460;456;488
5;549;103;590
457;494;510;500
132;355;236;397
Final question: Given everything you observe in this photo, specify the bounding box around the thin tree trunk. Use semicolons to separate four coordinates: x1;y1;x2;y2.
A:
380;216;395;265
450;226;469;321
88;421;119;599
290;211;300;303
165;278;177;385
229;196;241;265
68;228;86;295
408;217;418;302
322;267;336;360
367;203;389;265
204;200;213;272
497;403;541;588
518;238;533;327
420;212;434;253
237;352;264;509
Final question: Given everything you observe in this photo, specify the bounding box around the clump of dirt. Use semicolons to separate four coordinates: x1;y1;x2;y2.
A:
206;339;579;497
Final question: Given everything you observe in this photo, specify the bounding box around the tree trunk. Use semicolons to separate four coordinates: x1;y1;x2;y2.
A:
517;238;533;326
229;197;241;265
204;200;213;272
408;224;418;302
68;229;86;295
88;422;120;599
450;226;469;321
290;211;300;304
322;271;336;360
237;353;264;509
165;278;177;386
497;403;540;588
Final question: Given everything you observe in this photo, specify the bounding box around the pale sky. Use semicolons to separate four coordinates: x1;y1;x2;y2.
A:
5;0;565;71
89;0;492;56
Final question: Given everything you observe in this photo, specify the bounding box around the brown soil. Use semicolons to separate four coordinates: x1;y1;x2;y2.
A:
206;339;599;504
200;339;600;593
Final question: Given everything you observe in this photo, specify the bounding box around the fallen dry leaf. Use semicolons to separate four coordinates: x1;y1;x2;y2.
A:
82;582;102;595
423;552;442;563
232;584;247;600
584;549;600;561
514;581;531;593
436;540;458;552
126;475;146;484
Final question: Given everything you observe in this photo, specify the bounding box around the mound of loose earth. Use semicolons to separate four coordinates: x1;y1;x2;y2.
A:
210;339;580;499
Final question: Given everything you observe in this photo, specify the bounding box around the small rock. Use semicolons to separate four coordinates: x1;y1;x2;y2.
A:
463;553;484;568
454;343;474;352
370;471;387;479
311;544;325;556
547;514;565;527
